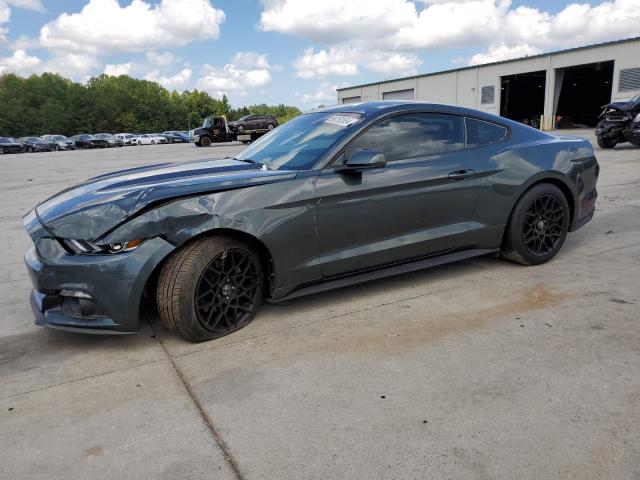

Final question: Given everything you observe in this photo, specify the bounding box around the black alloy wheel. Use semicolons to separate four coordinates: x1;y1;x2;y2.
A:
502;183;569;265
157;236;264;342
194;248;262;334
522;194;566;256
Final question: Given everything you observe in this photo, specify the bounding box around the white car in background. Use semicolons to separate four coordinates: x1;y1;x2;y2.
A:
115;133;138;146
134;134;168;145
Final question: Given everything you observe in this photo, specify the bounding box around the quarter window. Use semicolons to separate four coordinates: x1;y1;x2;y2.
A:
465;118;507;148
345;113;464;162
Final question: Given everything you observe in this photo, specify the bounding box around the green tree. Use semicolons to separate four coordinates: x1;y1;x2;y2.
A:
0;72;301;136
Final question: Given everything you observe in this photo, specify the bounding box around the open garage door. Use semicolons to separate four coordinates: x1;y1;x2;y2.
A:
500;71;546;128
554;61;614;128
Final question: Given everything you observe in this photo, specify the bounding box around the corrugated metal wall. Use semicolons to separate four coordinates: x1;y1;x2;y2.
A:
337;38;640;130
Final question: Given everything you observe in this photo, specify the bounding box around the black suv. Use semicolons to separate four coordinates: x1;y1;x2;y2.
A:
228;114;278;133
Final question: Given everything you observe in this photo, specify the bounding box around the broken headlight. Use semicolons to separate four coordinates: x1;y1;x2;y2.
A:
61;238;145;255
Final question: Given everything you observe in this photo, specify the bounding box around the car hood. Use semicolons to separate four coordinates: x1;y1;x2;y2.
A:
33;158;297;240
602;100;640;111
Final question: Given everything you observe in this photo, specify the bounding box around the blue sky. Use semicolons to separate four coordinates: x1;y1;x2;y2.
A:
1;0;639;109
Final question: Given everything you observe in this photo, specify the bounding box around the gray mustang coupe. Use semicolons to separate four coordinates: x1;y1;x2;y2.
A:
23;102;599;342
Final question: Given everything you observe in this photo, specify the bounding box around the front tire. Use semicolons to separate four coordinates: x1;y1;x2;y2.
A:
597;136;617;149
501;183;570;266
157;236;264;342
200;136;212;147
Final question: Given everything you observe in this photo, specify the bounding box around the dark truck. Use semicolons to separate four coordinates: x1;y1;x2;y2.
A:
190;115;276;147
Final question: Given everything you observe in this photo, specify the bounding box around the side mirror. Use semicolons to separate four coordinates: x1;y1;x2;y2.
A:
336;149;387;172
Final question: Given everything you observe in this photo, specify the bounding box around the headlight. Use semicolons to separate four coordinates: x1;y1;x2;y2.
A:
62;238;145;255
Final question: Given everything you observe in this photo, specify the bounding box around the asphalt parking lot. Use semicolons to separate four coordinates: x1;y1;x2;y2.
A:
1;134;639;479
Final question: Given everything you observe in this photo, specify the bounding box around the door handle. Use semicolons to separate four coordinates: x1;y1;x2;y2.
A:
448;169;476;180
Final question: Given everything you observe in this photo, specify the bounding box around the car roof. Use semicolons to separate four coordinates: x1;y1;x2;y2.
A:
312;100;516;124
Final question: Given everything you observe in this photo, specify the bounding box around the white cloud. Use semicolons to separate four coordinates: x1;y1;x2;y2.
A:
296;82;338;104
104;62;133;76
6;0;43;11
231;51;272;70
293;47;358;78
0;48;42;75
195;59;272;98
262;0;640;73
293;46;421;79
146;51;178;68
466;43;542;65
0;0;43;22
39;0;225;55
145;67;193;89
259;0;416;43
0;0;44;43
45;52;100;76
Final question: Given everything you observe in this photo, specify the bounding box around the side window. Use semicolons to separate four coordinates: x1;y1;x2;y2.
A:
345;113;464;162
465;118;507;148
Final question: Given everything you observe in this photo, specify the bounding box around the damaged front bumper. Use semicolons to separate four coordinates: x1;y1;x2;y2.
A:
24;235;174;334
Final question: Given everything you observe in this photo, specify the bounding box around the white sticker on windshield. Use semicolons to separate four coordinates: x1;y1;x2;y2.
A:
324;115;358;127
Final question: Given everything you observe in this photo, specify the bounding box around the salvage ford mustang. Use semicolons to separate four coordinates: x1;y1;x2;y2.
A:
23;102;599;342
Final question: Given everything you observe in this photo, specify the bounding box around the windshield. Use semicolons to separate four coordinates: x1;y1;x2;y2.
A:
202;117;211;128
234;112;364;170
632;94;640;102
0;137;10;142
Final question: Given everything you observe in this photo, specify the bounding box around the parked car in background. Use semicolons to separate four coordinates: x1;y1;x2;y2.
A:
94;133;124;147
19;137;55;152
115;133;138;146
162;131;187;143
228;114;278;133
135;134;167;145
595;93;640;148
72;134;108;149
174;131;191;142
42;134;76;151
0;136;25;154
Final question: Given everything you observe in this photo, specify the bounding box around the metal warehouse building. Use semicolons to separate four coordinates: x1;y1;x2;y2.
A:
337;37;640;130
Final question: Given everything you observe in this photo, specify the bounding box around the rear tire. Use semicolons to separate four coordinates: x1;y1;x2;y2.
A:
501;183;570;266
157;236;264;342
597;136;617;149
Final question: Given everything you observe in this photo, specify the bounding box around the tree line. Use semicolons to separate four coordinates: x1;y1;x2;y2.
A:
0;73;302;137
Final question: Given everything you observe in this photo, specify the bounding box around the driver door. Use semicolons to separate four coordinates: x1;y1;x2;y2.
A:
313;112;482;278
